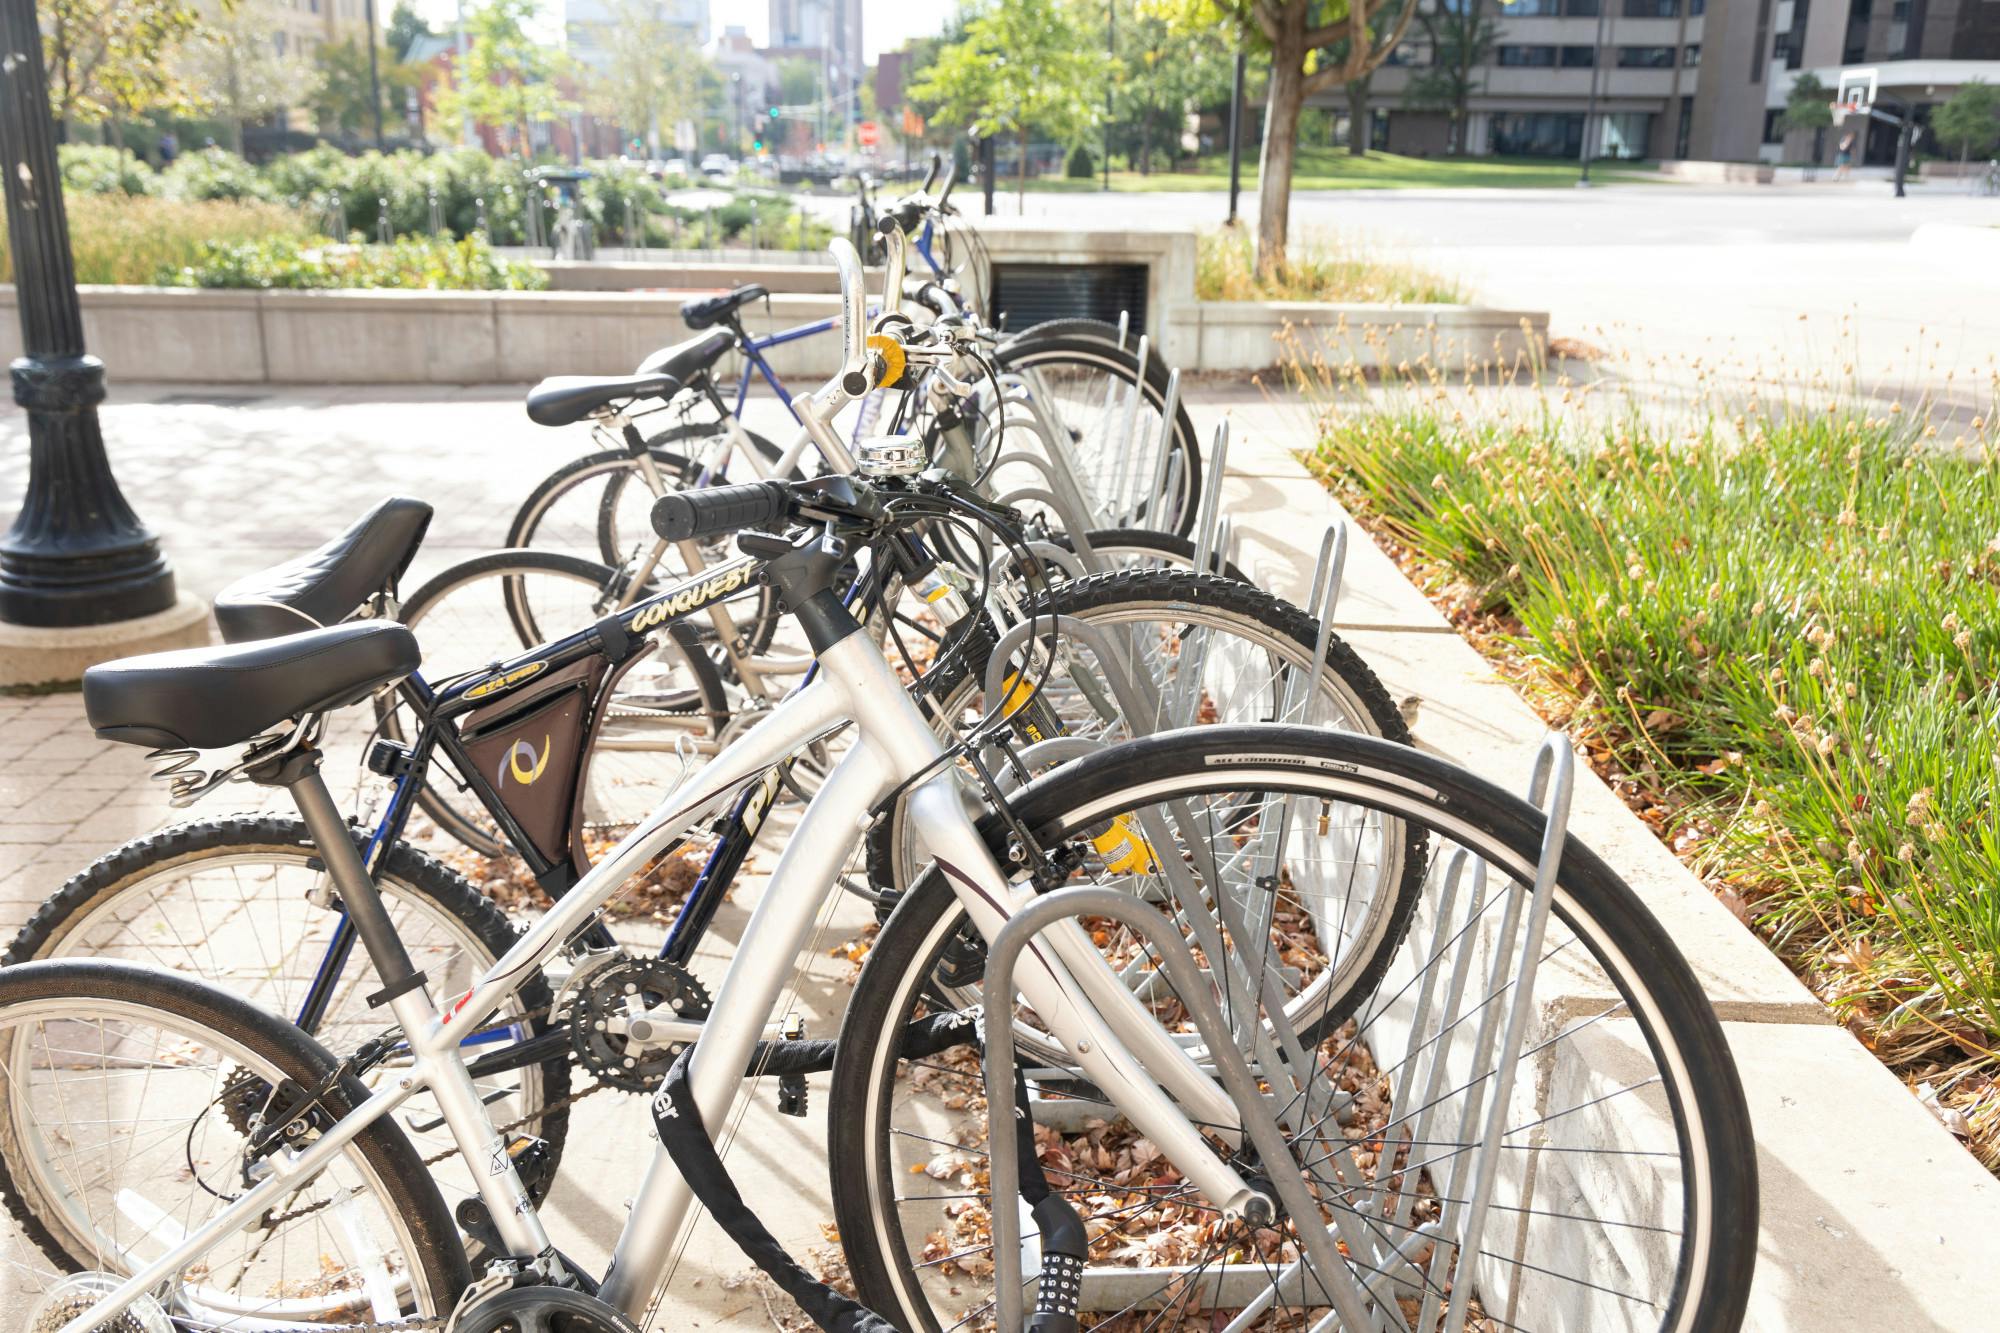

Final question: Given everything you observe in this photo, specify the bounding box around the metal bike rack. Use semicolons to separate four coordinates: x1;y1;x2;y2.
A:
983;887;1381;1333
974;734;1578;1330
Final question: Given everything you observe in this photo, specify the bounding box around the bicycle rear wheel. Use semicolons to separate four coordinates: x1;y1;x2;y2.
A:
0;959;469;1325
831;727;1757;1333
992;335;1201;536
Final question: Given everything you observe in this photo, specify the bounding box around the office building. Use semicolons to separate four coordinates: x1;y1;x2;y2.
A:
1355;0;1998;163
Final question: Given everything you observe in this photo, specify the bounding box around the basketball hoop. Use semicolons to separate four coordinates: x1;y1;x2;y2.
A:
1833;67;1878;125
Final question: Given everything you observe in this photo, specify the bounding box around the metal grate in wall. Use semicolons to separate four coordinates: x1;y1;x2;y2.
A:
990;262;1149;336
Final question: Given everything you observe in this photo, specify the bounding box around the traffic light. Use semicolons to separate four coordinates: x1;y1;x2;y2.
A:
768;106;779;119
752;139;763;152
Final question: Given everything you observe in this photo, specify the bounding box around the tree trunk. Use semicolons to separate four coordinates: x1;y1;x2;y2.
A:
1256;30;1305;276
1347;81;1369;156
1018;125;1029;208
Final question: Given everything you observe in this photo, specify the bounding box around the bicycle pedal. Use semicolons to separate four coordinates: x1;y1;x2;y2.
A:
775;1012;808;1117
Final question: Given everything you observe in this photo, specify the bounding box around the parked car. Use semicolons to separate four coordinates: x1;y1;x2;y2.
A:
700;153;735;179
660;157;691;178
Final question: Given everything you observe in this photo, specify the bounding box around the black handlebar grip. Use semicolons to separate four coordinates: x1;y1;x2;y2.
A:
936;158;959;211
921;152;942;193
651;481;791;543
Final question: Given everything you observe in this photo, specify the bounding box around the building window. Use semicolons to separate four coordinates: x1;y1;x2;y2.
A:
1509;0;1563;13
1687;0;1704;12
1490;111;1585;157
1621;0;1676;15
1564;0;1601;13
1762;109;1784;143
1497;44;1559;67
1561;45;1597;67
1891;0;1909;16
1683;43;1700;66
1617;45;1676;67
1601;111;1653;158
1384;43;1431;66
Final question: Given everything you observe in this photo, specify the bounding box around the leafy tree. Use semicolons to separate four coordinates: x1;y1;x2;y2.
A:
1778;71;1834;163
1113;0;1234;173
1403;0;1497;155
179;5;312;152
910;0;1115;204
1152;0;1419;275
1932;81;2000;163
434;0;577;158
43;0;206;135
581;0;706;155
312;38;421;139
387;1;436;61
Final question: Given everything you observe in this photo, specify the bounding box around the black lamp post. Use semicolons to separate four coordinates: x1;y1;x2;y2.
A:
364;0;386;150
1226;48;1246;224
0;0;175;627
1577;0;1609;185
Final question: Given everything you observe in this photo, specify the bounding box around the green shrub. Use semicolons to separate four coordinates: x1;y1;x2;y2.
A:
0;194;309;285
1066;144;1095;178
162;231;548;290
58;144;157;197
1308;392;2000;1156
161;147;273;202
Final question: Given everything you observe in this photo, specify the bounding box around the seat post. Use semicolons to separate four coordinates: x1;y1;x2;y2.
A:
269;747;428;1008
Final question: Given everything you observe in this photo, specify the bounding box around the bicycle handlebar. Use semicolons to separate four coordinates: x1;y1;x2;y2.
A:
651;480;792;543
920;152;942;194
935;155;959;211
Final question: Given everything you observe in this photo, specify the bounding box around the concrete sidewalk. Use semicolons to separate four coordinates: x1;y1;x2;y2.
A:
1;382;1996;1328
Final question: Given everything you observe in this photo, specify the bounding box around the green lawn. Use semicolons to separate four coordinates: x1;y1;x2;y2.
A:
1020;148;1658;192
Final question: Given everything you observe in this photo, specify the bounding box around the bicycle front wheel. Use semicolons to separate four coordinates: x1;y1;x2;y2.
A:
831;726;1757;1333
0;959;470;1324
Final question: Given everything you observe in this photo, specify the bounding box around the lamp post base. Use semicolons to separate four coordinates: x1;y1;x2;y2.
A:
0;353;178;628
0;591;209;688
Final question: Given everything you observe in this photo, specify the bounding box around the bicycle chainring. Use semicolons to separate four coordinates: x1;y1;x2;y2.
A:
452;1285;640;1333
565;957;710;1093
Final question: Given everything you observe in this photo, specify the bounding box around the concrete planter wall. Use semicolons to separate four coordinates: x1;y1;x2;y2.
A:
1656;159;1778;184
0;219;1547;384
0;286;849;386
1169;301;1548;374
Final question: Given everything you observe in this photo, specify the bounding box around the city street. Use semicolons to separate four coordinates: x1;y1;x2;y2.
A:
911;182;2000;405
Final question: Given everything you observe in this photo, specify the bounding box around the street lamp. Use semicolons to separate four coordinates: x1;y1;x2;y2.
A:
0;0;176;630
1577;0;1610;186
364;0;385;149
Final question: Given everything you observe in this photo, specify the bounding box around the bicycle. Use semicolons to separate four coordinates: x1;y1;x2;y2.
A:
7;245;1755;1333
508;161;1201;571
390;228;1236;848
9;248;1416;1214
7;471;1755;1333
